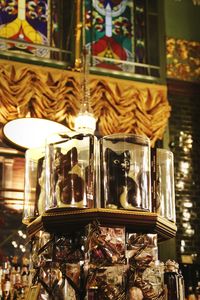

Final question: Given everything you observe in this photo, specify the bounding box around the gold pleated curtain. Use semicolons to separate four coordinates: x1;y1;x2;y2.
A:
0;60;171;146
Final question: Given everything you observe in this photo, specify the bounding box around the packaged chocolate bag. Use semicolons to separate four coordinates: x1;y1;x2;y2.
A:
86;223;125;266
126;233;158;268
87;265;126;300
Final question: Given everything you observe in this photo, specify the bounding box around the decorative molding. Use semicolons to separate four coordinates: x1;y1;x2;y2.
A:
0;60;171;146
27;208;177;242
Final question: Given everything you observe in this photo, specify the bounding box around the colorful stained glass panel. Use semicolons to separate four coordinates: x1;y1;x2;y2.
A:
84;0;162;80
0;0;49;57
85;0;135;72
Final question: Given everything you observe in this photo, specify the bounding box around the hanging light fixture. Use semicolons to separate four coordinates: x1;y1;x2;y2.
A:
192;0;200;4
175;0;200;5
3;118;73;150
74;47;97;134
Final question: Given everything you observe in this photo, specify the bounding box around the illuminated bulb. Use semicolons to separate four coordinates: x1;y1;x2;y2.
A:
180;161;190;173
185;228;195;236
183;201;193;208
193;0;200;5
180;245;185;253
181;240;186;246
182;210;191;221
176;180;184;190
74;112;96;134
182;223;188;228
183;146;189;153
74;46;96;135
18;230;23;236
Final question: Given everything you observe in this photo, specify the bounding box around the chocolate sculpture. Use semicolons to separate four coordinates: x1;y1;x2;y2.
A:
104;148;140;209
54;147;85;207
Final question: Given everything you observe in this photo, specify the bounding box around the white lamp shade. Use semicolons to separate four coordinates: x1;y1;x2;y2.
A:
3;118;73;150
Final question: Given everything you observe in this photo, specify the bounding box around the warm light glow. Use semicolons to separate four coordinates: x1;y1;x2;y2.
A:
4;201;24;211
185;228;195;236
3;118;72;149
74;112;96;134
179;161;190;175
176;180;184;190
74;47;97;135
183;200;193;208
182;209;191;221
179;131;193;150
193;0;200;5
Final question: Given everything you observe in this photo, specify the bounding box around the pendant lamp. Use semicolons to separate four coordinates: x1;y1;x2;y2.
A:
74;47;96;134
3;118;73;150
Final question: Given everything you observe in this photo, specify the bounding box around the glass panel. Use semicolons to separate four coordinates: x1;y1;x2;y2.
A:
148;0;158;13
0;0;74;66
134;0;146;64
148;14;160;77
0;0;49;56
85;0;135;73
50;0;75;63
84;0;162;81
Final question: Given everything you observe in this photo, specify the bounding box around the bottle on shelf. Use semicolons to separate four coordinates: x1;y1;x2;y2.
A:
2;279;11;300
175;262;185;300
195;281;200;300
187;285;196;300
164;260;180;300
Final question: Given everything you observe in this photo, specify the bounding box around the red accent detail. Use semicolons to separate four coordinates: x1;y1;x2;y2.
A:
10;26;33;43
92;36;127;60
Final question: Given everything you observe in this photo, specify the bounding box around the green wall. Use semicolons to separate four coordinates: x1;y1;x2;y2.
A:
165;0;200;41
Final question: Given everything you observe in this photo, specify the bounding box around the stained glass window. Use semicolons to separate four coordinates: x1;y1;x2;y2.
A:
0;0;164;78
134;0;146;65
0;0;75;66
0;0;49;56
84;0;163;81
85;0;135;72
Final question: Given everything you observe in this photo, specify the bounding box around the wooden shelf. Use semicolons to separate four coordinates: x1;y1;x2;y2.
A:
27;208;177;242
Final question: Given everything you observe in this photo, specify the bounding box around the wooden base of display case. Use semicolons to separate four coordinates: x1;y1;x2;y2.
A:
27;208;177;242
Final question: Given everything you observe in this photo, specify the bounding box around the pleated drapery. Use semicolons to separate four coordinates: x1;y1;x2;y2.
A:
0;60;171;146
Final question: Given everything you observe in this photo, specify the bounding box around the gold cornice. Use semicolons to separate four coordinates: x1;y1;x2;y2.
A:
0;59;171;146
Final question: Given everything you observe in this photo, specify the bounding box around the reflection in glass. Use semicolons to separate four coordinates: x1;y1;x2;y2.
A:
101;133;151;211
156;149;176;223
23;147;46;224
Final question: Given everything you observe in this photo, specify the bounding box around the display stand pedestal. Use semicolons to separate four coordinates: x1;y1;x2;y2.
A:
27;209;177;299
